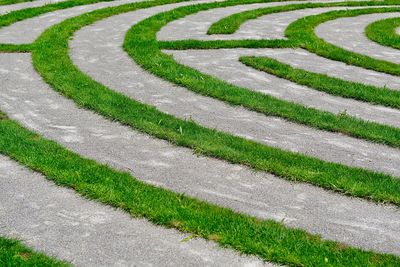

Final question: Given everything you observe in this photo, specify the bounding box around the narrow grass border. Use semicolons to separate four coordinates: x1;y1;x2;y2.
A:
0;236;69;266
366;16;400;49
239;55;400;109
29;0;400;206
1;112;400;266
158;38;296;49
0;0;32;5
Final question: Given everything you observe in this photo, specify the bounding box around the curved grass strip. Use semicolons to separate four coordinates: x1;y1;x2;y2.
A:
1;114;400;266
30;0;400;205
158;38;295;50
285;7;400;76
0;0;32;5
0;43;32;52
240;56;400;109
207;0;394;35
366;17;400;49
0;236;70;266
126;2;400;148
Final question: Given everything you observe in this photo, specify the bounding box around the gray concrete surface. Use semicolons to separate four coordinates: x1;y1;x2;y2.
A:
70;7;400;177
1;52;400;255
316;12;400;64
0;155;269;267
165;48;400;128
0;0;147;44
0;0;67;15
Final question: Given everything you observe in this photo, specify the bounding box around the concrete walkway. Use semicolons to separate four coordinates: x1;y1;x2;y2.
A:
0;0;67;15
316;12;400;64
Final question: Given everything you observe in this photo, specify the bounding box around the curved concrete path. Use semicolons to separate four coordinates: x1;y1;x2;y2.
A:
316;12;400;64
0;0;67;15
2;53;400;256
70;6;400;177
0;155;268;266
0;0;149;44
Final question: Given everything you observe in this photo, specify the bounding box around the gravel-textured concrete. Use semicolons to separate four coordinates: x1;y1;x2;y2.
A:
1;52;400;255
70;9;400;177
316;12;400;64
0;0;148;44
165;48;400;129
0;0;66;15
0;155;269;267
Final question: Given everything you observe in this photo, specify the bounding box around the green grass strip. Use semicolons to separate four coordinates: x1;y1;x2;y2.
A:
0;43;33;52
285;7;400;76
1;113;400;266
30;0;400;205
366;17;400;49
240;56;400;109
207;0;398;34
158;38;295;49
0;236;70;267
126;2;400;148
0;0;32;5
